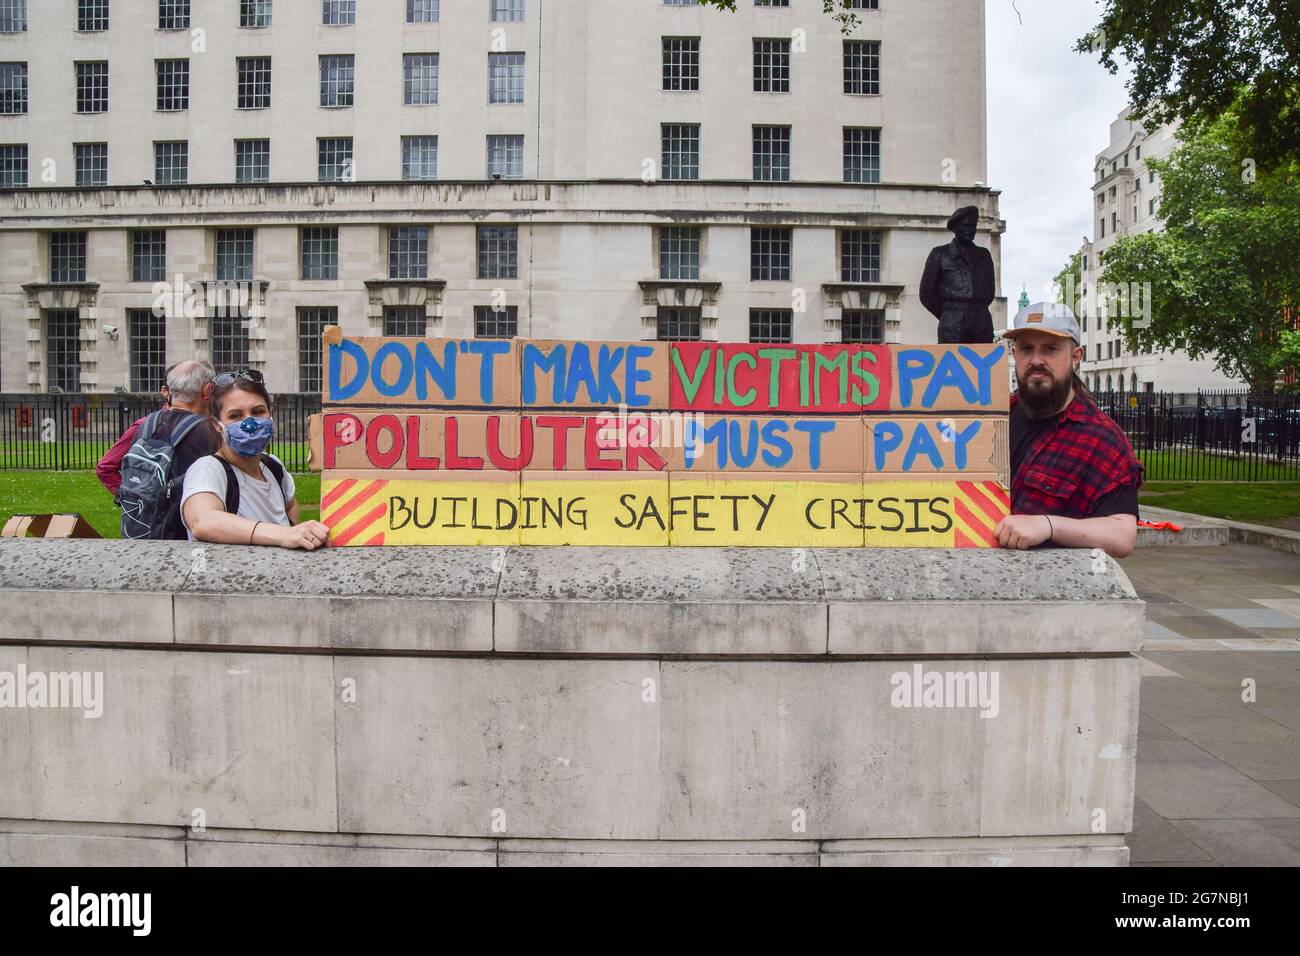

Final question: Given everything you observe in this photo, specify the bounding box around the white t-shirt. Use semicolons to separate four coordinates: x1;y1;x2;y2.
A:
181;454;296;540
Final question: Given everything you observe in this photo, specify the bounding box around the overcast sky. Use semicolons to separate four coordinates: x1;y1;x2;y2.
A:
986;0;1132;308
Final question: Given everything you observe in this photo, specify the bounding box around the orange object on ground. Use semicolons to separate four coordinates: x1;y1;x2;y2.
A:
1137;519;1183;532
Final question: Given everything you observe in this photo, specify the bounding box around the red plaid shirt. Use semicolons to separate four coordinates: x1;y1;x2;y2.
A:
1011;392;1143;519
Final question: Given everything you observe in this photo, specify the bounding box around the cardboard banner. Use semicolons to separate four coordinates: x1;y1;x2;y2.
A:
316;330;1012;547
320;474;1009;548
312;411;1007;482
322;328;1009;414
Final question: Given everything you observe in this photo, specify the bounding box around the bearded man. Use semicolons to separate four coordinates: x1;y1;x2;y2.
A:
994;302;1143;558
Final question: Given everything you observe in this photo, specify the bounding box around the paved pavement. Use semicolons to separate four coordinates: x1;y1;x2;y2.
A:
1119;543;1300;866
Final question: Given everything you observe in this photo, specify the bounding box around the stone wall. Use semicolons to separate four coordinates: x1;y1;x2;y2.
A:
0;539;1142;866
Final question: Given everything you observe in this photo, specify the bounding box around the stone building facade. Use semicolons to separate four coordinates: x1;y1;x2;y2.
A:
0;0;1003;394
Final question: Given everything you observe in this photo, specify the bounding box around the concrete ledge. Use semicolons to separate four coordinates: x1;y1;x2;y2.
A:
1141;505;1300;555
0;821;1129;867
0;539;1143;866
0;539;1143;658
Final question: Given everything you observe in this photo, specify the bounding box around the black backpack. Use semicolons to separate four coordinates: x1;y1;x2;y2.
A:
118;410;207;540
154;453;293;540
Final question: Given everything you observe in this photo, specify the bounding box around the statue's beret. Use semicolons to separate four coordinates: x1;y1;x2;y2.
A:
946;205;980;230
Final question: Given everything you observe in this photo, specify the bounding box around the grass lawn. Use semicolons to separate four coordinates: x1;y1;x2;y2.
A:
1136;449;1300;481
0;470;321;539
1139;481;1300;528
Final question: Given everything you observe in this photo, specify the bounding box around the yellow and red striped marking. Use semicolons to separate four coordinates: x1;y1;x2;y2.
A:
953;480;1010;549
322;479;390;548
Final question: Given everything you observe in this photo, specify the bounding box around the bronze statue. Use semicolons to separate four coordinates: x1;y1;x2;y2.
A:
919;206;995;344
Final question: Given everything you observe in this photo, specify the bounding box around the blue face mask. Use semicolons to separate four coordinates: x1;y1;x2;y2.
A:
224;416;275;457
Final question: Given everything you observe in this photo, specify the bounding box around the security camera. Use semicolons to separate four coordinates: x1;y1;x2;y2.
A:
102;324;118;338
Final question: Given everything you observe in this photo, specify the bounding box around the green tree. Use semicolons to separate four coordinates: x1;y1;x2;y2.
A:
1096;103;1300;389
1079;0;1300;169
696;0;863;32
1054;249;1085;314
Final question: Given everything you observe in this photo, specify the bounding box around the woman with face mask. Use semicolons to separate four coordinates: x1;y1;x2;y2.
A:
181;370;332;550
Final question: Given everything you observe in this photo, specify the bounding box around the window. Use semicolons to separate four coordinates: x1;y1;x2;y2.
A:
490;0;524;22
322;0;355;25
237;57;271;109
235;139;270;183
755;0;790;5
0;62;26;114
407;0;439;23
661;124;700;181
301;227;339;279
1111;212;1118;231
128;309;167;393
475;305;517;339
74;143;107;187
844;40;880;94
210;315;249;374
297;307;336;392
154;141;188;184
659;227;700;281
486;134;524;179
841;309;884;344
1099;218;1105;238
488;53;525;103
76;61;108;113
45;311;81;392
317;137;353;182
1136;145;1142;160
78;0;109;31
753;125;790;182
656;307;700;342
1096;193;1104;209
320;55;355;107
388;226;429;280
156;59;189;111
663;37;699;91
240;1;272;28
404;53;439;105
753;38;790;92
751;227;791;281
384;306;426;337
158;0;189;30
840;229;881;283
0;0;26;32
477;225;518;279
215;228;254;281
402;135;438;180
843;127;880;183
1149;170;1156;183
0;143;26;187
1149;198;1156;216
51;232;88;283
749;309;792;344
1108;185;1116;200
132;229;166;283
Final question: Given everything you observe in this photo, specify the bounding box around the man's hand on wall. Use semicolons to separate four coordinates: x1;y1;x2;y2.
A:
994;514;1053;550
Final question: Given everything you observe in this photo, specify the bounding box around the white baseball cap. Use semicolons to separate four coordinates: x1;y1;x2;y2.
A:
1003;301;1082;342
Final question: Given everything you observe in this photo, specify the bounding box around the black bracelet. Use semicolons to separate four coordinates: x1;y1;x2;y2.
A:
249;521;261;545
1045;515;1054;541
